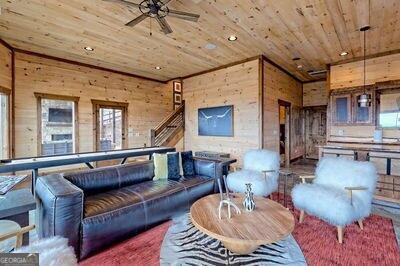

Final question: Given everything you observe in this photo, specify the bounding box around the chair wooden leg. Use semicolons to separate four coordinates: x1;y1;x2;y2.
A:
337;226;344;244
299;210;305;223
15;233;23;248
357;219;364;230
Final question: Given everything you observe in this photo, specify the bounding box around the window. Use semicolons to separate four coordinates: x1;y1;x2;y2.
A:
378;92;400;128
51;134;72;141
35;93;79;156
331;94;351;124
92;100;128;151
48;108;73;123
353;92;374;124
335;97;349;122
0;91;9;159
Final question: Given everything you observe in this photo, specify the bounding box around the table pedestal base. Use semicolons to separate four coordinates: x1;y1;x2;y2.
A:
222;240;259;255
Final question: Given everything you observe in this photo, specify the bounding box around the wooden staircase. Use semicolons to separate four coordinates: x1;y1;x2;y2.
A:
150;101;184;147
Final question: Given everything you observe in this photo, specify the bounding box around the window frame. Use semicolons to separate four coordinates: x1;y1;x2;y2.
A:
91;99;128;151
34;92;79;156
0;86;11;159
352;90;375;125
331;94;352;125
375;87;400;129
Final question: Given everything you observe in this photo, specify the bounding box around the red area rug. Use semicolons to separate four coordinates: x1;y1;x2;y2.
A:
80;207;400;266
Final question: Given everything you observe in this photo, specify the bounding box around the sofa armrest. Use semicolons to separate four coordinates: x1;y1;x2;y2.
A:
35;174;83;256
193;158;221;179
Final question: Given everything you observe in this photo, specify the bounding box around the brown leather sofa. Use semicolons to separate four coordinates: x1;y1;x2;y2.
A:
35;157;223;260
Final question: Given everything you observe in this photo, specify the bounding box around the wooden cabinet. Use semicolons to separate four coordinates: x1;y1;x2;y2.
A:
330;88;374;126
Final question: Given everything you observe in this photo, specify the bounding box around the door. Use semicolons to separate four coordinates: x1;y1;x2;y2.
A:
92;100;128;166
305;106;327;159
278;100;291;167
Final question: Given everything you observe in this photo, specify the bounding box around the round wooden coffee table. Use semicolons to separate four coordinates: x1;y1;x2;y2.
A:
190;193;294;254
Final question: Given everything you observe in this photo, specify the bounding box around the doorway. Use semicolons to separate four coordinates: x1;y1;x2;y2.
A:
92;100;128;152
304;106;327;159
278;100;291;167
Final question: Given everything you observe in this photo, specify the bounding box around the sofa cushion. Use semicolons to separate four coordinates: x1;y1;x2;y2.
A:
115;161;154;187
84;187;144;218
176;176;215;205
181;151;195;176
64;166;119;195
167;152;181;181
81;179;187;259
153;153;168;180
64;161;154;195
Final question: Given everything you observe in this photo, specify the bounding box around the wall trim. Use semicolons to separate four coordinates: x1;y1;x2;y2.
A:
13;48;167;84
0;38;13;51
1;37;168;84
258;56;264;149
260;55;303;83
178;56;261;80
330;49;400;66
303;78;326;84
11;47;15;158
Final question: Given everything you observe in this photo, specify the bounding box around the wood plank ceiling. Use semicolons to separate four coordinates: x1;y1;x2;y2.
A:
0;0;399;82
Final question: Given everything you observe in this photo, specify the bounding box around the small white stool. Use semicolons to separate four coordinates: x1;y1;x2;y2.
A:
0;220;21;252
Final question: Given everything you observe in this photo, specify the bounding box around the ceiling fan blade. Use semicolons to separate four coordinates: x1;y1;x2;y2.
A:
156;16;173;34
168;9;200;22
103;0;140;8
125;13;148;26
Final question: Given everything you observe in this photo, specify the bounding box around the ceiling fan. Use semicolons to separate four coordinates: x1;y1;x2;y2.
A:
104;0;200;34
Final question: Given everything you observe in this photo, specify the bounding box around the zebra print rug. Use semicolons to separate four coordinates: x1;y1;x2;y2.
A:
160;214;306;266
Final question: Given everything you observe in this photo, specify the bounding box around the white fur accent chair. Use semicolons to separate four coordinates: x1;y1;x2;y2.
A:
226;149;280;197
292;157;378;243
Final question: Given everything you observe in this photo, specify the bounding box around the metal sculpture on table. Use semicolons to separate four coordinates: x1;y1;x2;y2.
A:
217;175;241;219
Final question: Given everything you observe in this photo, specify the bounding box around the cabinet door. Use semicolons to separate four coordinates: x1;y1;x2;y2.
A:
353;92;374;124
332;94;351;125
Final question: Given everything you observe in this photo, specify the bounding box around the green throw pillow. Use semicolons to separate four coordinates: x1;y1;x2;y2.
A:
153;153;168;180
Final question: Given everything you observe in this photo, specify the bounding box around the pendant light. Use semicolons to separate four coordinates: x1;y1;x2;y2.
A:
358;0;371;108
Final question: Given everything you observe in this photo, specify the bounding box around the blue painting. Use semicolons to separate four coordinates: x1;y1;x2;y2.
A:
198;105;233;137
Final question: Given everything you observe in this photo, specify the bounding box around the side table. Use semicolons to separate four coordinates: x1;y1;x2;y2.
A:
0;188;36;245
278;170;297;209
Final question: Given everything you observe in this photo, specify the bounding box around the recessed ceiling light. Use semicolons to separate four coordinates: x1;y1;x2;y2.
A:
84;46;94;51
340;51;348;56
155;66;162;70
297;65;303;69
205;43;217;50
228;35;237;41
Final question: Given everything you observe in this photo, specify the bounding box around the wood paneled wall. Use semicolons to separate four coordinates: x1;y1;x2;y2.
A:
14;52;172;157
329;53;400;142
303;81;327;107
263;60;304;160
0;43;12;91
330;53;400;90
183;59;260;165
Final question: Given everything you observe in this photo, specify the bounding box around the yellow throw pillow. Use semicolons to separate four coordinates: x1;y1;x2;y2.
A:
153;153;168;180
